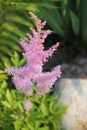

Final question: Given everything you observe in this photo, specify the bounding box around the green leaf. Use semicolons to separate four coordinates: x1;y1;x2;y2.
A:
8;14;33;27
49;101;54;114
2;22;27;40
22;128;28;130
76;0;80;7
29;112;42;119
1;30;19;43
17;102;24;112
1;101;11;108
3;58;12;68
0;74;8;81
11;52;20;66
48;116;57;123
0;70;8;81
6;90;13;104
14;120;23;130
1;81;8;89
11;90;16;99
61;0;72;27
54;105;67;115
40;103;49;116
1;39;21;52
70;10;80;35
0;45;12;56
80;0;87;44
18;58;26;66
35;122;41;130
40;9;65;37
46;95;57;102
9;2;38;11
27;122;35;130
3;126;14;130
0;70;4;73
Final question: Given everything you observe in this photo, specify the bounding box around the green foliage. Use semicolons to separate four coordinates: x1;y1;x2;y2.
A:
0;70;8;81
0;0;39;69
0;0;57;80
0;0;59;69
70;10;80;36
0;2;68;130
0;45;66;130
36;0;87;47
4;52;26;68
0;51;26;82
0;87;67;130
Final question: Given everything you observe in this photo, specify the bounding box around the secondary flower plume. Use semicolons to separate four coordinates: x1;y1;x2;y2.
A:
23;100;32;111
5;12;62;95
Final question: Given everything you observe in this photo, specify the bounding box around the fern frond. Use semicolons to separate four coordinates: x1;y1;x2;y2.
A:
0;0;38;69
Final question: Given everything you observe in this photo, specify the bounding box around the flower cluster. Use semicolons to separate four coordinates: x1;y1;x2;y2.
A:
23;100;32;111
5;12;62;96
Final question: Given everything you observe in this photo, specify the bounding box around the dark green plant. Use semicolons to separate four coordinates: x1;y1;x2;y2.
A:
0;0;39;69
0;70;8;81
0;51;26;82
0;0;56;68
0;87;67;130
0;51;67;130
36;0;87;47
0;11;67;130
0;0;56;80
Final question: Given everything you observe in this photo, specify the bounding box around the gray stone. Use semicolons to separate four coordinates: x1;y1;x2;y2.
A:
54;78;87;130
77;58;87;65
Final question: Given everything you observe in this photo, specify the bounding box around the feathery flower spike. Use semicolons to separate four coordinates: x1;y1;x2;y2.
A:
5;12;62;96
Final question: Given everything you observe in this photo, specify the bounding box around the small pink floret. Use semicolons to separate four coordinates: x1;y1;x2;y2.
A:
23;100;32;111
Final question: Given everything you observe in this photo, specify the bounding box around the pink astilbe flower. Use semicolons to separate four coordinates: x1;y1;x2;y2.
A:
35;66;61;95
5;12;62;95
23;100;32;111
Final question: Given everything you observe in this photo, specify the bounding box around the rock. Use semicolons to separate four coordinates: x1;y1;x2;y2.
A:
77;58;87;66
54;78;87;130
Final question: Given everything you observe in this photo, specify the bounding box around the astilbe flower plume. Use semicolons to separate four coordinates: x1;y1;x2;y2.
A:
23;100;32;111
5;12;62;95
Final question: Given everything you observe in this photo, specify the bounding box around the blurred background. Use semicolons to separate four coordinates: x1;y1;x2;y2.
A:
0;0;87;81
